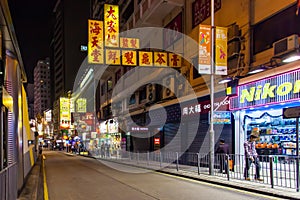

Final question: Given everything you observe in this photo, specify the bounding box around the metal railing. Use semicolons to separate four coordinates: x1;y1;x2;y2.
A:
88;149;300;191
0;162;18;200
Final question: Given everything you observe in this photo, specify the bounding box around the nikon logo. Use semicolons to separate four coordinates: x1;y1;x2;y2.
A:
240;80;300;103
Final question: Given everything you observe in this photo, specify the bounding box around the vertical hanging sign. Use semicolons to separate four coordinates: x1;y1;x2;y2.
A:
198;25;211;74
104;4;119;47
215;27;228;75
88;20;104;64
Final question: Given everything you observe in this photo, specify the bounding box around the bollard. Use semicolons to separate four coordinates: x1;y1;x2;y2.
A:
147;151;149;166
226;155;230;181
176;152;179;172
197;153;200;175
160;152;162;168
137;151;139;164
269;156;274;188
274;156;278;164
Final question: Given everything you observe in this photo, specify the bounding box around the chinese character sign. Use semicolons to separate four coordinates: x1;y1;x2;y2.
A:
169;53;182;67
106;49;121;65
76;98;87;113
104;4;119;47
198;24;211;74
60;97;71;129
88;20;104;64
163;12;183;49
120;37;140;49
154;52;168;67
139;51;153;66
215;26;227;75
122;50;137;66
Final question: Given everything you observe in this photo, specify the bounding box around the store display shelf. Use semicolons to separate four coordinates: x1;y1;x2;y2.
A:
260;133;296;136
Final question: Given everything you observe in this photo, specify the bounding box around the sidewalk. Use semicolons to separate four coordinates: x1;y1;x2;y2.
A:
17;156;43;200
83;153;300;200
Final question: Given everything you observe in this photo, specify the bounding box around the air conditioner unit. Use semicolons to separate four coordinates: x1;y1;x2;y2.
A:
162;75;175;99
146;83;156;103
273;34;299;57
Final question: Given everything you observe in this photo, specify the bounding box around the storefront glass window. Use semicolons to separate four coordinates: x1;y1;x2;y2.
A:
244;108;298;156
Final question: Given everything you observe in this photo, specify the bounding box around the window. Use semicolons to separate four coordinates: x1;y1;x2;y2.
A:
129;93;136;105
115;69;121;83
139;86;147;103
101;83;106;96
192;56;201;80
253;4;300;55
107;77;113;92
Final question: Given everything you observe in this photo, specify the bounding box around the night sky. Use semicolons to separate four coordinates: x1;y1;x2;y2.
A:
8;0;56;84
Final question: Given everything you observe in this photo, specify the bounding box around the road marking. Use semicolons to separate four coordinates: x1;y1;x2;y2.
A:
156;172;280;200
42;155;49;200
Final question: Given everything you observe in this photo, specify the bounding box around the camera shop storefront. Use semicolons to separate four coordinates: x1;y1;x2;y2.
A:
230;68;300;157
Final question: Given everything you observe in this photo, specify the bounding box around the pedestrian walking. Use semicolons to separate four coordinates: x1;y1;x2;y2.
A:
216;138;229;174
244;132;263;181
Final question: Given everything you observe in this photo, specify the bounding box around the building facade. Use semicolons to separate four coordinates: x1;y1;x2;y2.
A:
50;0;91;133
34;58;51;117
90;0;300;159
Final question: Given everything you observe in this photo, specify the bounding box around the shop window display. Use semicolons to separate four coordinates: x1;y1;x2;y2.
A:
244;110;298;156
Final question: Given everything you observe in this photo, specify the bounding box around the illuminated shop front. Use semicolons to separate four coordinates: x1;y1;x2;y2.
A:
230;68;300;156
99;119;121;156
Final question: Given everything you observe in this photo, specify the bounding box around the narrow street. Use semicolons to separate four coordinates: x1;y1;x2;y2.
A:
44;151;279;200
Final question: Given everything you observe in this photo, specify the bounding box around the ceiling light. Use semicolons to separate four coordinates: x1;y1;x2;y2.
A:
282;54;300;63
218;77;233;84
247;65;268;75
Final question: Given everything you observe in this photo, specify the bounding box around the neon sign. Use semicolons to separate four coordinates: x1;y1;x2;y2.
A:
230;69;300;110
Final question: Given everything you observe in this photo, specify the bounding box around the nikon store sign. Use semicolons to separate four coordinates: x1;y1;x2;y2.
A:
230;69;300;110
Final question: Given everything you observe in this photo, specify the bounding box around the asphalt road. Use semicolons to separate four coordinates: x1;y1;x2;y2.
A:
44;151;282;200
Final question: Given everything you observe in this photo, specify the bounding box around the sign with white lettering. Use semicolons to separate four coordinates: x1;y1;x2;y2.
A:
230;69;300;110
182;97;230;116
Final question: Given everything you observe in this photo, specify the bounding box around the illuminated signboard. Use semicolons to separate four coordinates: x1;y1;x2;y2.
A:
139;51;153;66
154;138;160;145
182;97;230;116
121;50;137;66
169;53;182;67
106;49;121;65
120;37;139;49
230;69;300;110
88;20;104;64
44;110;52;122
76;98;87;113
104;4;119;47
209;111;231;124
60;97;70;129
154;52;168;67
